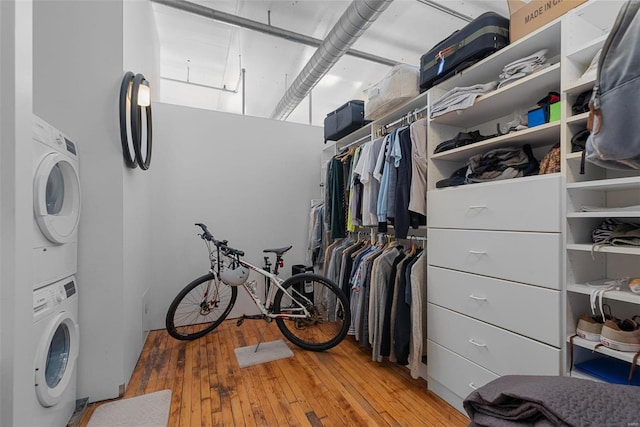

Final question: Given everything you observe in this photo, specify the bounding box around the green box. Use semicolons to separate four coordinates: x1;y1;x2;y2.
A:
549;102;561;122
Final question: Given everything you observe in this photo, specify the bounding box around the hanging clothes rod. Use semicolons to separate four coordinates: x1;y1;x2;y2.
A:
338;134;372;152
377;104;429;136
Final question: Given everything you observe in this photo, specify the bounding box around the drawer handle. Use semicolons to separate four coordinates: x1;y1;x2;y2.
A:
468;250;487;255
469;338;487;348
468;294;487;301
469;382;478;390
468;205;487;210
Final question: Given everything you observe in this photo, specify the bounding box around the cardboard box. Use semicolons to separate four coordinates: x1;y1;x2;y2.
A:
508;0;588;43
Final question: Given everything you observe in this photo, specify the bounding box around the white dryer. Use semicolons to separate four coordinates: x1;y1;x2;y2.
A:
33;116;81;290
32;276;79;427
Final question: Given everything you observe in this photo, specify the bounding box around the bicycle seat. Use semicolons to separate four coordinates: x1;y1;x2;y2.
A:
263;246;292;256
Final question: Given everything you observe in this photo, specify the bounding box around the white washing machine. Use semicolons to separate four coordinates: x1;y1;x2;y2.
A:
32;276;79;427
33;116;81;290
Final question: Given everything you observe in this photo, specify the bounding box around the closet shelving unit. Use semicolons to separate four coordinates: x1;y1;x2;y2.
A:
561;0;640;385
425;18;565;414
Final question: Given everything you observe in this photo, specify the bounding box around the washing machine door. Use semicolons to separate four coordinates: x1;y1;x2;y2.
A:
34;152;81;244
34;312;79;407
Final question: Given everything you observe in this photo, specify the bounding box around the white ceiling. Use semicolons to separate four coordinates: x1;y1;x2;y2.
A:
152;0;510;126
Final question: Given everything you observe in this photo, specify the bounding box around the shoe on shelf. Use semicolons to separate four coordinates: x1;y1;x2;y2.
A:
600;318;640;352
576;314;605;342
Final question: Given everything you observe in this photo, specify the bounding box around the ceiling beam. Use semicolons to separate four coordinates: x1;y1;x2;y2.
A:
151;0;400;67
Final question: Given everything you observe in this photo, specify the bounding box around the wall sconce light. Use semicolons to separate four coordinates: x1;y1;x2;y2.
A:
119;71;152;170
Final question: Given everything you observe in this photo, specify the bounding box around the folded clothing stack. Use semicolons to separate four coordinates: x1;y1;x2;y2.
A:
430;81;498;118
436;144;539;188
498;49;549;89
592;219;640;250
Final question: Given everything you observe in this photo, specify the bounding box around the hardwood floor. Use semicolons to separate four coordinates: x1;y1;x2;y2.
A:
80;319;469;426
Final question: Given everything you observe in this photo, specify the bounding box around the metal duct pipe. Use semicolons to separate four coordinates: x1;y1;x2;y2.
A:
150;0;398;67
270;0;394;121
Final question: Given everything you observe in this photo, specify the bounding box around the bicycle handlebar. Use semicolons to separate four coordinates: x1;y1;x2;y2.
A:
194;223;244;257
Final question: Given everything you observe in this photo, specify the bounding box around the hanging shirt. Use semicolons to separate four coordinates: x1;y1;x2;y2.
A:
360;137;385;227
408;118;428;219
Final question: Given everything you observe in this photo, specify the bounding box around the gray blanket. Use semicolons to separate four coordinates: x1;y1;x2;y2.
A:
463;375;640;426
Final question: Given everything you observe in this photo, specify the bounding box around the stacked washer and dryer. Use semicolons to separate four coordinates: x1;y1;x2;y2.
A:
31;116;81;427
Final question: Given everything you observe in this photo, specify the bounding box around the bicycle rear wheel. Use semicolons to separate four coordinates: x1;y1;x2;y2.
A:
273;273;350;351
166;272;237;340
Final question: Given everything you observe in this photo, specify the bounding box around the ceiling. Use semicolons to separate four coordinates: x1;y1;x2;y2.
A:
152;0;510;126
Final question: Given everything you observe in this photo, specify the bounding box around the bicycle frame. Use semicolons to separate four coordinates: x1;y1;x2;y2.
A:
237;259;312;320
205;239;312;320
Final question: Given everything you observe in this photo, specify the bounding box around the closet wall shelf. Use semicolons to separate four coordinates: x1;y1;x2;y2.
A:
435;20;562;92
566;244;640;255
566;34;607;64
567;335;639;364
566;152;583;161
567;211;640;218
431;63;561;128
567;283;640;304
566;176;640;191
564;78;595;96
431;121;561;162
335;125;372;150
566;112;590;125
371;91;428;131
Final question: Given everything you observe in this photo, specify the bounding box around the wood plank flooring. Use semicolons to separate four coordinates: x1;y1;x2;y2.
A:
80;319;469;426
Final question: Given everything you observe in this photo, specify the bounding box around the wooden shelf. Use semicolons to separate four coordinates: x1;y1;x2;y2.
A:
566;244;640;255
566;177;640;191
434;20;562;92
431;121;561;162
567;283;640;304
568;335;640;365
567;211;640;218
334;124;371;150
431;64;561;128
370;91;428;131
566;151;583;161
566;112;589;126
564;78;595;96
566;34;607;65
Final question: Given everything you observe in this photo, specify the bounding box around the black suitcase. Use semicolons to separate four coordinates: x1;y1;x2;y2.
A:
324;100;367;142
419;12;509;92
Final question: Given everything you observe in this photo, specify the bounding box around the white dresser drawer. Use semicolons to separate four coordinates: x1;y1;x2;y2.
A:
428;304;561;375
427;229;561;289
427;340;498;403
428;266;561;345
427;175;562;232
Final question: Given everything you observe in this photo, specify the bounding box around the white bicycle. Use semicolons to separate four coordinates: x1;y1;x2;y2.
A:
165;223;351;352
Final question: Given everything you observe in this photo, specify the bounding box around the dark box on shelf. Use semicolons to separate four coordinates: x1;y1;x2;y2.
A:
323;100;367;142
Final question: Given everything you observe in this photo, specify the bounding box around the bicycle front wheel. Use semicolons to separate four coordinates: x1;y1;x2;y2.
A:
166;272;237;340
273;273;350;352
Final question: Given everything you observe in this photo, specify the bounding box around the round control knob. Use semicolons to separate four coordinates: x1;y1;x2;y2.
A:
55;289;65;302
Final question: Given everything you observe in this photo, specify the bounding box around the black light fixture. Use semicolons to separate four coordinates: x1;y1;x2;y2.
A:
119;71;152;170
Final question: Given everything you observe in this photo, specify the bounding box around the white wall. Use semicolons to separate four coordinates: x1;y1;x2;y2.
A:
33;0;129;403
122;0;160;393
149;103;323;330
1;1;34;426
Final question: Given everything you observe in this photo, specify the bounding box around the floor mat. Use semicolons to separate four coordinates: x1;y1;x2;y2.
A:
234;339;294;368
87;389;171;427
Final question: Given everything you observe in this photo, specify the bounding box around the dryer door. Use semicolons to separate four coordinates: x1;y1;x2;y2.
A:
34;312;79;407
34;152;81;244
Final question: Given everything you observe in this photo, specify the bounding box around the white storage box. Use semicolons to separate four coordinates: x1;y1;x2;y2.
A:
363;64;419;121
